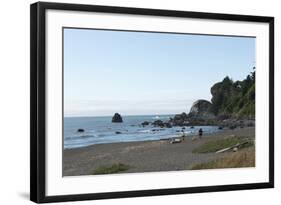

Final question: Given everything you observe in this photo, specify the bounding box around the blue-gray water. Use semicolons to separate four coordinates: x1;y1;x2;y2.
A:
64;115;220;149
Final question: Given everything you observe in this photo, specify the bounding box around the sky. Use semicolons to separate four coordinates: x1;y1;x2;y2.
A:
64;28;255;117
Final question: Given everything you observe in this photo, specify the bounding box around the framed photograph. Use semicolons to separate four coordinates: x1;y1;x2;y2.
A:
30;2;274;203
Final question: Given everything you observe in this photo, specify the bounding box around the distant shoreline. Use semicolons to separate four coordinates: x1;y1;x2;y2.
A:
64;114;176;118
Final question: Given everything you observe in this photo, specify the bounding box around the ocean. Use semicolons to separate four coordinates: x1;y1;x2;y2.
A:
64;115;220;149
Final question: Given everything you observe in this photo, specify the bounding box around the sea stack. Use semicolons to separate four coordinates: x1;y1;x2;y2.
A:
112;113;123;123
188;99;215;119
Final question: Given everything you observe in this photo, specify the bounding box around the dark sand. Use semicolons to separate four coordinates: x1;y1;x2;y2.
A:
63;127;255;176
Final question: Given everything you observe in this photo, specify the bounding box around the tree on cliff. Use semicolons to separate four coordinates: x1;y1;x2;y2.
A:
210;67;255;119
210;76;233;115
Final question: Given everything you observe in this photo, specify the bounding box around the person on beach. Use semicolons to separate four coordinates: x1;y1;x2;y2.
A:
181;129;185;141
198;128;203;139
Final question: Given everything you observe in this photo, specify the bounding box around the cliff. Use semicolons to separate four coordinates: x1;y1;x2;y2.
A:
210;67;255;119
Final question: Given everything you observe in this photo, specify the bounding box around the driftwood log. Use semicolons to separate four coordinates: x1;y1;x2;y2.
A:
170;138;182;144
215;141;250;153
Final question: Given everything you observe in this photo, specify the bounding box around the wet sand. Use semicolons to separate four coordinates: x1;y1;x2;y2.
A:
63;127;255;176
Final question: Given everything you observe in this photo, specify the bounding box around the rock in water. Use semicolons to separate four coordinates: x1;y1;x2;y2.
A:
112;113;123;123
77;128;84;132
188;99;215;119
141;121;150;126
152;120;164;127
171;112;190;126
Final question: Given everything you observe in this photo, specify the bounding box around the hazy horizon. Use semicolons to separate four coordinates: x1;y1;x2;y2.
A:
64;28;255;117
64;113;176;118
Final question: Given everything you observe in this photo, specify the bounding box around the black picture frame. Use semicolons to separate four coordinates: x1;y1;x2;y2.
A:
30;1;274;203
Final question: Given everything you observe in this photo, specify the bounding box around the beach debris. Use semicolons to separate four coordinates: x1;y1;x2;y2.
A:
233;147;238;152
169;138;182;144
218;126;223;130
216;147;232;153
112;113;123;123
77;128;85;133
190;126;194;129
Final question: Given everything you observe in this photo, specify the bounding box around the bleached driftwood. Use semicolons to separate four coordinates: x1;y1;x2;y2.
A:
216;141;249;153
216;147;233;153
170;138;182;144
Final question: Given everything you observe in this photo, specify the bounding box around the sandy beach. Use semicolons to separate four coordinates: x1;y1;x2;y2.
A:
63;127;255;176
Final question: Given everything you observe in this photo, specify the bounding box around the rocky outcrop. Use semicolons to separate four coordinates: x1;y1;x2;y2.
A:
151;105;215;127
151;120;172;128
188;99;215;119
112;113;123;123
141;121;150;126
163;100;216;127
170;112;190;126
218;119;255;129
